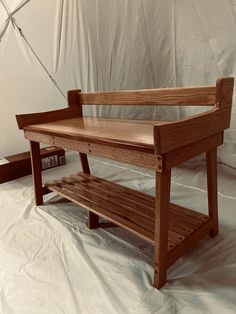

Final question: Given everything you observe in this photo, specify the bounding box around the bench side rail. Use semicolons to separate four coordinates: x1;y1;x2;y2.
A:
154;77;234;154
16;107;81;130
16;90;82;129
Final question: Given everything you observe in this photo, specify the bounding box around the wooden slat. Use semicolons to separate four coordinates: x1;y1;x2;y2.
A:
45;172;211;259
79;86;216;106
60;179;154;232
78;173;210;225
170;203;209;223
46;183;155;243
61;176;186;246
74;173;155;211
66;176;153;221
167;219;214;267
168;222;193;237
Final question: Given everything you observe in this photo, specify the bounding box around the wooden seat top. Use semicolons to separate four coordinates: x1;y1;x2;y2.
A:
23;117;168;152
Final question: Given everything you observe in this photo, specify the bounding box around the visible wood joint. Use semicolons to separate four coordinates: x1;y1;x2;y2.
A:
156;155;163;172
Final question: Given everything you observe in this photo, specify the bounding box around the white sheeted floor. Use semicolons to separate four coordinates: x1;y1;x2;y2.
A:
0;151;236;313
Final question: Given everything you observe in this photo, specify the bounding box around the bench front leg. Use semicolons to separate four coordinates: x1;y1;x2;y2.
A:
154;170;171;289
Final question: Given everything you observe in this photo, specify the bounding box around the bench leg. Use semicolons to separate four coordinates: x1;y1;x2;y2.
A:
206;148;219;237
30;141;43;206
154;170;171;289
79;153;99;229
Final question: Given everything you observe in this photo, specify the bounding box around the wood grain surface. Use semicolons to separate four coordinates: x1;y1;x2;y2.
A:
154;78;234;154
79;86;216;105
44;171;212;275
16;107;81;129
23;117;167;149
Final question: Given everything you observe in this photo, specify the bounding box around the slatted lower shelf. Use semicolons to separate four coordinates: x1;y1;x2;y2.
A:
45;172;212;263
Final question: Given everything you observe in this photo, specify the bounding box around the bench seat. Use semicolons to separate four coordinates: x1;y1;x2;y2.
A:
23;117;169;152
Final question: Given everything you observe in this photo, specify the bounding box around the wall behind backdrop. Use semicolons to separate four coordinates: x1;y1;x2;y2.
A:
0;0;235;168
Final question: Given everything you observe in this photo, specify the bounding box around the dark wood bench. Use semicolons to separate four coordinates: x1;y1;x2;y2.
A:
16;77;234;288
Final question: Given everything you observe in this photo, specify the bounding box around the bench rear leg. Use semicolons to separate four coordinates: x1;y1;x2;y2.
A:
79;153;99;229
30;141;44;206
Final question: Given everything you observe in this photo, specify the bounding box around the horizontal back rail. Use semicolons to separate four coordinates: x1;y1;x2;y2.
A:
79;86;216;106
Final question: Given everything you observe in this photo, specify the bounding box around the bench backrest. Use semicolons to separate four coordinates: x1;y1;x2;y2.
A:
77;86;216;106
17;78;234;151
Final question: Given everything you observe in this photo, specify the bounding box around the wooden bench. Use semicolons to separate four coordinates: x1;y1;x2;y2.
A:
16;77;234;289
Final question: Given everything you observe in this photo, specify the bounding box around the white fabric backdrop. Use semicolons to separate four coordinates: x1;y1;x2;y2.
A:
0;0;235;167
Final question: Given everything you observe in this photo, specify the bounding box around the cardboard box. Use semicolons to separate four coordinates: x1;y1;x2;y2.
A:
0;146;66;184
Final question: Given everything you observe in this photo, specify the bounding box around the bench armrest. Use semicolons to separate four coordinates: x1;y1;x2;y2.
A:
16;107;82;130
154;77;234;154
